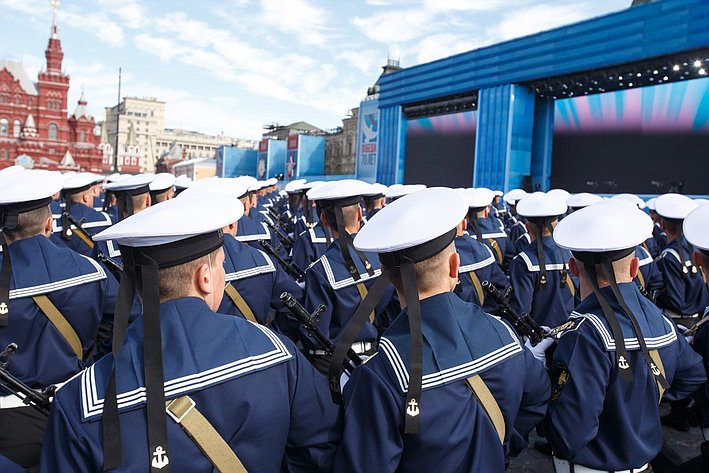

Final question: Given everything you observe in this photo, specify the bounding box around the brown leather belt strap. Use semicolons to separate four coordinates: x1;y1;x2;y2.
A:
32;295;83;360
648;350;666;402
166;396;248;473
72;227;95;249
641;241;650;254
356;282;375;323
465;374;505;443
467;271;485;306
224;283;257;324
565;274;576;298
487;239;503;264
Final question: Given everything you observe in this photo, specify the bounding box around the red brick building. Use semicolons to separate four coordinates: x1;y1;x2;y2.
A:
0;4;101;172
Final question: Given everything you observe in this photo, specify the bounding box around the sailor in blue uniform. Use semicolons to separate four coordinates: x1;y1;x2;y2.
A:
292;181;324;242
332;187;550;473
508;192;578;329
647;197;668;255
362;183;387;220
148;172;176;205
544;200;706;473
503;189;528;242
671;204;709;472
635;243;664;302
291;217;332;272
302;180;397;372
180;179;304;340
0;171;130;470
51;172;112;257
40;191;342;473
467;187;515;272
654;194;709;325
454;191;508;312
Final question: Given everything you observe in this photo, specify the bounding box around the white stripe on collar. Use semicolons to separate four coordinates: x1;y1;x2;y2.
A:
516;252;568;272
637;245;652;267
10;255;107;299
661;248;692;266
569;311;677;351
379;318;522;393
458;245;496;273
234;222;272;242
81;323;291;420
308;227;330;244
225;249;276;281
106;240;121;258
472;232;508;240
318;254;381;290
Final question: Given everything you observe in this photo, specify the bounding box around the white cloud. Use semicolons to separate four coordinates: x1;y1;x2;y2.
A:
61;9;125;47
336;49;383;75
423;0;523;13
352;9;431;44
409;33;485;64
486;3;600;43
257;0;332;46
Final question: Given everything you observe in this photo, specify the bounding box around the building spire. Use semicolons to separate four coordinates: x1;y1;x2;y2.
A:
51;0;60;39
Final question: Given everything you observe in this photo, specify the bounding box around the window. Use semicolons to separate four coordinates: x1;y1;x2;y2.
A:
48;123;58;140
79;131;86;143
13;120;20;138
0;118;8;136
2;150;9;160
49;148;55;155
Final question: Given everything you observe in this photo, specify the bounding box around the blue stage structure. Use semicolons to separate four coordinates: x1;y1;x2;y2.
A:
359;0;709;191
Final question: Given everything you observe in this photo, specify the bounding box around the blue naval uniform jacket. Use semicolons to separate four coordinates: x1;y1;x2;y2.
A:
218;234;303;334
50;203;113;257
508;236;578;328
454;233;508;313
302;238;395;349
636;245;663;294
235;213;288;259
0;235;121;388
656;238;709;317
333;292;550;473
545;283;706;470
469;217;515;272
291;223;330;272
693;308;709;433
39;297;342;473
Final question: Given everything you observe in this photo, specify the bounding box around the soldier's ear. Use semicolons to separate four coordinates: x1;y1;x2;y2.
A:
448;250;460;280
628;257;640;279
568;257;580;277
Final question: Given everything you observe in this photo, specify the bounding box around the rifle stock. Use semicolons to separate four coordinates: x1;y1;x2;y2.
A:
0;344;52;416
482;281;546;345
259;240;305;282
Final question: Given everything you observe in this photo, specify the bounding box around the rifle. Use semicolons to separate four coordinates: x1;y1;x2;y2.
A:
264;219;295;248
62;212;123;275
482;281;547;345
0;343;53;416
267;207;293;233
280;292;361;375
259;240;305;282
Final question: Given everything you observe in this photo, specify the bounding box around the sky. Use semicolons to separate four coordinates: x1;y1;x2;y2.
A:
0;0;632;140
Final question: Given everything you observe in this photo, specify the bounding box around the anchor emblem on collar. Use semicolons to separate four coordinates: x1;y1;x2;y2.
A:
651;363;660;376
0;302;8;315
618;356;630;370
151;446;169;469
406;398;420;417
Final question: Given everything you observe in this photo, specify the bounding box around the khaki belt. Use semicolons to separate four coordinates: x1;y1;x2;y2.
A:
166;396;247;473
465;375;505;443
467;271;485;306
355;282;375;323
224;283;257;324
487;239;503;264
32;295;83;360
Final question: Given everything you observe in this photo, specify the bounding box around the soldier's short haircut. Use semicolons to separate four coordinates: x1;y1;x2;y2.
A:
389;242;455;294
156;249;219;302
3;205;52;242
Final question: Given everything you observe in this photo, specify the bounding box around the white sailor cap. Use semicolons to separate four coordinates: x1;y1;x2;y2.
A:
503;188;527;205
0;165;26;178
467;187;495;208
567;192;603;209
554;200;653;253
301;180;325;191
694;198;709;207
493;190;503;197
104;173;154;193
363;183;388;198
646;197;657;211
279;190;287;197
654;193;698;220
683;205;709;252
385;184;426;199
174;175;192;190
547;188;571;202
355;187;467;254
95;193;240;248
62;172;103;193
250;180;268;192
611;193;646;209
106;173;124;183
0;170;63;207
284;179;307;193
149;173;176;193
306;179;370;202
179;177;250;203
516;192;568;218
266;177;278;186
